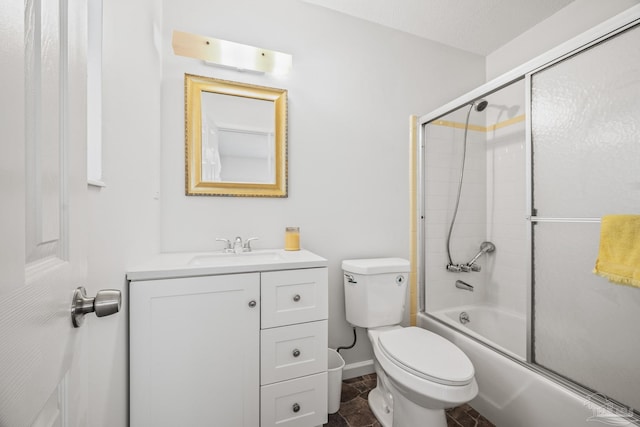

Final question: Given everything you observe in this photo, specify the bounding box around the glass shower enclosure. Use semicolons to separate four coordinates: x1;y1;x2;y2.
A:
419;19;640;418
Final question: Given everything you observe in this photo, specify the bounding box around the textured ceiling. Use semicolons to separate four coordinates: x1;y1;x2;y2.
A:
302;0;575;55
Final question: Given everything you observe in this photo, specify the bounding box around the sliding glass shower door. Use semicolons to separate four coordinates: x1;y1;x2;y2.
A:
530;23;640;412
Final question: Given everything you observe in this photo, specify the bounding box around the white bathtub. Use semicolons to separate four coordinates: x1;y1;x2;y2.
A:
433;305;526;360
418;309;638;427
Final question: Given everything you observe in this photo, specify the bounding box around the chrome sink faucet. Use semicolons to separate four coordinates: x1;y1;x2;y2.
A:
216;236;259;253
233;236;243;254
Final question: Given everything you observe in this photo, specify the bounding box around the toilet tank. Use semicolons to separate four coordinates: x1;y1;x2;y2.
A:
342;258;411;328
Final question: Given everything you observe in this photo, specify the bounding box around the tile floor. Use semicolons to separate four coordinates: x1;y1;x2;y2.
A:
324;374;495;427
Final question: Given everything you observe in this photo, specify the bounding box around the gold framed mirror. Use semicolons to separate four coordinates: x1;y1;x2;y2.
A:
185;74;288;197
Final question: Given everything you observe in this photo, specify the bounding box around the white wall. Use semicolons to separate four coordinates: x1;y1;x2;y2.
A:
160;0;485;368
486;0;640;80
86;1;484;425
87;0;162;426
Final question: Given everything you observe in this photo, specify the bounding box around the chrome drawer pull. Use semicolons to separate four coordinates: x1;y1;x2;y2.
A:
293;294;301;302
292;349;301;358
248;300;257;308
292;403;300;413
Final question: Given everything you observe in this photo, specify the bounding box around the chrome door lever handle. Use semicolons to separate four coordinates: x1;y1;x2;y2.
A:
71;286;121;328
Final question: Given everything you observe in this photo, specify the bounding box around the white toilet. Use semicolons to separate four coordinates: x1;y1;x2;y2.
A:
342;258;478;427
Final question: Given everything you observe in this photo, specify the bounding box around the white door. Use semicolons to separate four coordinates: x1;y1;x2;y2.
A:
0;0;91;426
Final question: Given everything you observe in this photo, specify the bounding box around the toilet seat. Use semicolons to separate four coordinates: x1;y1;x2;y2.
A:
378;327;474;386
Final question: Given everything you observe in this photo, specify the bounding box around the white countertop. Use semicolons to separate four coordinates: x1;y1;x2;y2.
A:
127;249;328;281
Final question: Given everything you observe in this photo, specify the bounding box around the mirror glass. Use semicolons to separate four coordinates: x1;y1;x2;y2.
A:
185;74;287;197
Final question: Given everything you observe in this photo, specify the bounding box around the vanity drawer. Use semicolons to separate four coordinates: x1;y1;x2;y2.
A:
261;320;328;385
260;372;328;427
261;268;328;328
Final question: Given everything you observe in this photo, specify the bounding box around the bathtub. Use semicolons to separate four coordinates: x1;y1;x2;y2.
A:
418;308;638;427
433;305;526;361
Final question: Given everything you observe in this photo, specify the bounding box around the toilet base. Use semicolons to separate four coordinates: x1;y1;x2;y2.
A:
368;376;448;427
368;387;392;427
368;387;447;427
391;382;447;427
367;366;447;427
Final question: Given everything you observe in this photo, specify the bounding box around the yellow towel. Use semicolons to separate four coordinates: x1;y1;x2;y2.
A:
593;214;640;288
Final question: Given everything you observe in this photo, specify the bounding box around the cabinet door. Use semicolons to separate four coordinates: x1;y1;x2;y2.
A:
130;273;260;427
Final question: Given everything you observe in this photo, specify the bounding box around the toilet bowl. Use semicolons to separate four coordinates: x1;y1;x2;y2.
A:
368;326;478;426
342;258;478;427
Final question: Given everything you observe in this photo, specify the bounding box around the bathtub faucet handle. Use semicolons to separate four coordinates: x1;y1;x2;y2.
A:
447;263;462;272
468;263;481;272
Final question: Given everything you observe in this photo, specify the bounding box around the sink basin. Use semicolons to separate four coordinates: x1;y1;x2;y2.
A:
188;250;284;266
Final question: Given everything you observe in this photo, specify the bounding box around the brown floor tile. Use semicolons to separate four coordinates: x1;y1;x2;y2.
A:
325;412;349;427
324;374;495;427
361;377;377;390
340;382;362;403
340;396;378;426
447;409;478;426
466;407;480;419
476;417;496;427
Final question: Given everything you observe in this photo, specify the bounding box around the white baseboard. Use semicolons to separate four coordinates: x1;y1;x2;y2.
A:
342;359;375;380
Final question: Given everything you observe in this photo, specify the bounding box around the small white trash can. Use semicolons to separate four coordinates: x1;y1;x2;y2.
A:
327;348;345;414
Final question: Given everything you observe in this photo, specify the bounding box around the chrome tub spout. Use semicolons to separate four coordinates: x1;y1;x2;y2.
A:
455;280;474;291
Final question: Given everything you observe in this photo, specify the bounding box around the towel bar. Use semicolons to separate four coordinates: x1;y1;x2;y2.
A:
528;216;601;223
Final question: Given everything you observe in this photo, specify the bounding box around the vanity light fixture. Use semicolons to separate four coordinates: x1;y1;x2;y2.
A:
172;30;293;76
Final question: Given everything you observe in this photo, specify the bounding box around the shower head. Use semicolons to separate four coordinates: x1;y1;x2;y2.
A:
479;241;495;253
474;99;488;112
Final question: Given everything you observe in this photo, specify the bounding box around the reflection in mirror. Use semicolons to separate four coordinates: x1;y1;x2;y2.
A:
185;74;287;197
201;93;275;184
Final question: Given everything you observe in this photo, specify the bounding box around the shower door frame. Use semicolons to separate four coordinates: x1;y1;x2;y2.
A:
417;3;640;414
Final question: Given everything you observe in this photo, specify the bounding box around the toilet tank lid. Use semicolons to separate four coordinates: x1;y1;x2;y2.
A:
342;258;410;275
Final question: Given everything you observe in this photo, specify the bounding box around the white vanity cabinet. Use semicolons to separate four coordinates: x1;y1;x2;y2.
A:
128;250;328;427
